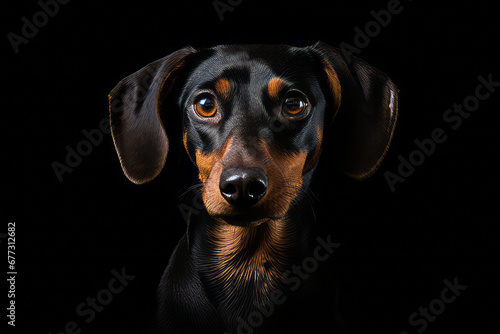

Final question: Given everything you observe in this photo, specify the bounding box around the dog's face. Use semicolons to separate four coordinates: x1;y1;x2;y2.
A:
174;45;334;226
109;42;398;226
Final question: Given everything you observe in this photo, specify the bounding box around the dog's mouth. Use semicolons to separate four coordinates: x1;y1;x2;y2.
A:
213;209;277;227
223;218;268;227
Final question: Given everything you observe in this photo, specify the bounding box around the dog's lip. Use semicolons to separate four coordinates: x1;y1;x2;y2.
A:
215;211;275;227
223;217;269;227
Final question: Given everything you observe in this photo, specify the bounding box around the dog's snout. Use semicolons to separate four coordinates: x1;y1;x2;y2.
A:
219;167;268;207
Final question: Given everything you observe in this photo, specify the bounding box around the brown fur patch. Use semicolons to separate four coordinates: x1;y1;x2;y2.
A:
206;218;295;303
267;77;286;101
199;138;308;222
157;60;188;105
303;125;323;173
182;130;195;163
321;59;342;116
261;144;307;215
214;78;231;99
195;137;233;184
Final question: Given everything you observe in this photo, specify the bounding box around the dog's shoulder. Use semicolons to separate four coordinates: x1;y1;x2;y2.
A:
155;235;223;333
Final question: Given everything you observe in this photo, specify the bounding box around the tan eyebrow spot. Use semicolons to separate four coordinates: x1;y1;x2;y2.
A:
215;78;231;99
267;77;286;101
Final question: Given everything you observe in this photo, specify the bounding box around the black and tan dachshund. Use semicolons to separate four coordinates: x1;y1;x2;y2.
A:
108;42;398;334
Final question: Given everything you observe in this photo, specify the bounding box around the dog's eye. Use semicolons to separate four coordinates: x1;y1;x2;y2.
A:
194;95;218;117
283;96;308;116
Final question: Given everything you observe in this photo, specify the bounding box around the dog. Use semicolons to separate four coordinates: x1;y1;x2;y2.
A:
108;42;398;333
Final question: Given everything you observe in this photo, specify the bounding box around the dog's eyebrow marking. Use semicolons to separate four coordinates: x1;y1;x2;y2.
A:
267;77;286;101
214;78;231;99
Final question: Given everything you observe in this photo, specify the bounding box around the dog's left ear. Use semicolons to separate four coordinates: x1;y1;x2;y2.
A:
108;47;196;184
310;41;398;180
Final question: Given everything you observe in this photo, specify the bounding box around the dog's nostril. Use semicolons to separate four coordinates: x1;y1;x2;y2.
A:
224;184;237;195
248;181;266;198
219;167;268;207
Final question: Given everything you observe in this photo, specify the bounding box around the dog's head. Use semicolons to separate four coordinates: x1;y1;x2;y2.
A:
109;42;398;226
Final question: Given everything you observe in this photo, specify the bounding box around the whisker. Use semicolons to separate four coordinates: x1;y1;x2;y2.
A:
178;183;203;203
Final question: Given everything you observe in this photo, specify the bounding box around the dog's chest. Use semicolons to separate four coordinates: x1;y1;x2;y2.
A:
200;220;295;312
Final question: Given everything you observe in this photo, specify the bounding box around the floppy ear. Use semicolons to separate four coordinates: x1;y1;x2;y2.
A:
310;41;398;180
108;47;196;184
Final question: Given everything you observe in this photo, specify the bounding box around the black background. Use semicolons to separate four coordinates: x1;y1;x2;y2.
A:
3;0;500;333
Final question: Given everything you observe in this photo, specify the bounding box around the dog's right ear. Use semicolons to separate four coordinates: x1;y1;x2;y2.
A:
108;47;196;184
310;41;398;180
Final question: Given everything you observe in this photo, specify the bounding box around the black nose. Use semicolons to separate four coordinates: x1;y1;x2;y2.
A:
219;167;268;207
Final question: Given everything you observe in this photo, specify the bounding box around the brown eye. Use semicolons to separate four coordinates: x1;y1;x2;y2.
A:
283;96;308;116
194;94;217;117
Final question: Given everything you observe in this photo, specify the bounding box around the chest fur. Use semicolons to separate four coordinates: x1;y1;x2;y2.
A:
201;220;296;312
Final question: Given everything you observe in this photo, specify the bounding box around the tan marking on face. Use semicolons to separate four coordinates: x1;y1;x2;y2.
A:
303;125;324;173
196;132;319;229
321;59;342;115
195;137;233;184
261;144;308;216
197;137;309;222
214;78;231;99
267;77;286;101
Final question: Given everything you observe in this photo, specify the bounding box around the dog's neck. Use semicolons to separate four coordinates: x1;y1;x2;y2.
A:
193;210;313;323
206;218;295;289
